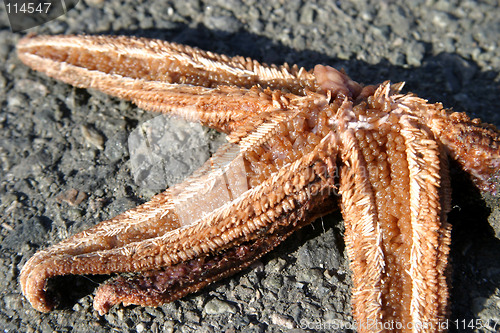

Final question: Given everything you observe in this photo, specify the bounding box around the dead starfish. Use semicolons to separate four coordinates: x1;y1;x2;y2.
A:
17;35;500;332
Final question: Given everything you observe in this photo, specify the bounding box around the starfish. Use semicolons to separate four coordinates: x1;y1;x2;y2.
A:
17;34;499;332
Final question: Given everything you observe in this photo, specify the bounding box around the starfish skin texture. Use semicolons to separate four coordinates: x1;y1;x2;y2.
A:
16;35;500;332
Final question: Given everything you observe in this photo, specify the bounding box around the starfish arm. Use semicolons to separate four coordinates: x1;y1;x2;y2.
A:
397;95;500;194
429;111;500;194
336;83;451;332
92;230;292;315
20;132;339;314
16;35;317;92
20;132;285;298
17;35;318;133
18;139;248;312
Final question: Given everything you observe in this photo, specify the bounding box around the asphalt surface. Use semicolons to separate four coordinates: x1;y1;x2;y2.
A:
0;0;499;332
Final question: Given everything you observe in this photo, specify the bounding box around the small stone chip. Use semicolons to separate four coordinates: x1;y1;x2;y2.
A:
81;124;105;150
270;313;295;329
56;188;88;206
204;298;237;315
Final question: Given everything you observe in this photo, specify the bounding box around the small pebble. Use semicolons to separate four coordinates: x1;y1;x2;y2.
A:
204;298;237;315
56;188;88;206
81;124;105;150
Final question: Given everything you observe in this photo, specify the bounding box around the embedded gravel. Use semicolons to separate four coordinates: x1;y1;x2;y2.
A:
0;0;499;332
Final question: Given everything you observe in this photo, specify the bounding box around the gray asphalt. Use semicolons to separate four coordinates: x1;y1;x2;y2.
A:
0;0;499;332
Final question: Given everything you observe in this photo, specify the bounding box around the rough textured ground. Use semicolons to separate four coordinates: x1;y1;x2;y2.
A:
0;0;499;332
